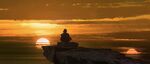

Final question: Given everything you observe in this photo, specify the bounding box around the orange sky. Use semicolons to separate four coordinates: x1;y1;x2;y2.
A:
0;0;150;19
0;20;63;36
0;0;150;37
0;18;150;36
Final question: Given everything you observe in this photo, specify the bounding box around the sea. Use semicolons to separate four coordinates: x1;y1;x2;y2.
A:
0;20;150;64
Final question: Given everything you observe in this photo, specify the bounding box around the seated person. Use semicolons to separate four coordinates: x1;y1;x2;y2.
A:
60;29;72;42
58;29;78;47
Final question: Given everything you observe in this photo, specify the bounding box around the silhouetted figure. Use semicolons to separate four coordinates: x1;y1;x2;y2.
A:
57;29;78;47
60;29;72;42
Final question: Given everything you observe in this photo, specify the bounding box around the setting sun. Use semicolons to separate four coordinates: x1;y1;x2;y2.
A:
36;38;50;48
36;38;50;45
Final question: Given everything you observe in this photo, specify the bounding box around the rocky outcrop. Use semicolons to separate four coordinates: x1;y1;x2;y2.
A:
57;42;79;48
42;46;142;64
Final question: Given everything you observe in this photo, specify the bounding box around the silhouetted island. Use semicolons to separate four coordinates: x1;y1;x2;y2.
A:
42;29;143;64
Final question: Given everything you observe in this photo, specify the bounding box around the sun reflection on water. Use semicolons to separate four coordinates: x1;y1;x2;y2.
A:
118;47;143;59
126;48;141;55
120;47;142;55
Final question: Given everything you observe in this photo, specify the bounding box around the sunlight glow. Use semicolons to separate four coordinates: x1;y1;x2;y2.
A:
126;48;141;55
36;38;50;45
20;22;62;36
36;38;50;49
112;38;146;41
21;23;59;28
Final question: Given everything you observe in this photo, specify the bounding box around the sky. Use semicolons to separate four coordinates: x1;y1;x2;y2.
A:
0;0;150;37
0;0;150;19
0;1;150;62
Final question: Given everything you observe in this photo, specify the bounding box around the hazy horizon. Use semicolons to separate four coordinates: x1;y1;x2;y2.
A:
0;0;150;64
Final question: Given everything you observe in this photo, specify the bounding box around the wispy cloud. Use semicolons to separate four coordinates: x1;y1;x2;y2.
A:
95;14;150;21
96;2;145;8
95;0;150;8
0;8;8;11
63;14;150;22
144;0;150;2
0;14;150;22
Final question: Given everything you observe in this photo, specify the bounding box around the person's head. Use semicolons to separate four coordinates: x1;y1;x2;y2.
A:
63;29;67;33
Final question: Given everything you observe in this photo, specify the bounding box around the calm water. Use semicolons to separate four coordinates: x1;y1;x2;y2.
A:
0;37;50;64
0;35;150;64
0;20;150;64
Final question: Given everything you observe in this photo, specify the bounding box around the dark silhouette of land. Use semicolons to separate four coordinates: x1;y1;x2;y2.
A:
42;29;143;64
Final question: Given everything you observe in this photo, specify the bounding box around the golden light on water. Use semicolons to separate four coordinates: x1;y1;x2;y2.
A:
36;38;50;48
126;48;141;55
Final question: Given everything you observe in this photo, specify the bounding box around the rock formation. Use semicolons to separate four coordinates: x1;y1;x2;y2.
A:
42;46;143;64
42;29;143;64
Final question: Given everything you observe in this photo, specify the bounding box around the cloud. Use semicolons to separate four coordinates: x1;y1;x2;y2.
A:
95;14;150;21
101;1;150;8
57;14;150;22
97;2;144;8
76;2;145;8
78;0;150;8
0;8;8;11
0;14;150;23
144;0;150;2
